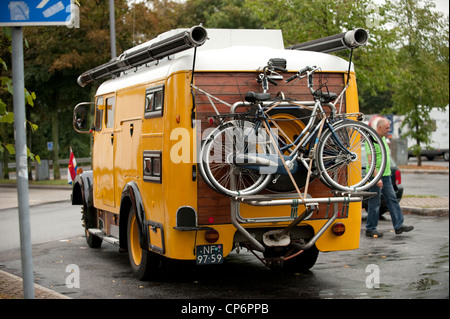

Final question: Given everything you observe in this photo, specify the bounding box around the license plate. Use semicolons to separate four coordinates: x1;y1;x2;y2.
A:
196;244;223;265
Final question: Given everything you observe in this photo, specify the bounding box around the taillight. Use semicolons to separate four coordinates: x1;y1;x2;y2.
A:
395;169;401;185
205;229;219;243
331;222;345;236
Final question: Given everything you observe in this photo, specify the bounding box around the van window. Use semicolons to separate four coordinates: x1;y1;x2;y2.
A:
145;85;164;118
95;96;104;131
105;97;115;128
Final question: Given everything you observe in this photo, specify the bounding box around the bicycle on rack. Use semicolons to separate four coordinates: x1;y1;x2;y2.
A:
198;63;387;198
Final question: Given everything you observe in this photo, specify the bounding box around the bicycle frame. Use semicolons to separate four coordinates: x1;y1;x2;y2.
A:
230;91;353;175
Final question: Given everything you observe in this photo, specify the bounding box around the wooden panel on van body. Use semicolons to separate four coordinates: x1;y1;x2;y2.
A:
194;71;350;225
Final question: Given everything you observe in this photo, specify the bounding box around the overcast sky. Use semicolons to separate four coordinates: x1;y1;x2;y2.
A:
432;0;449;15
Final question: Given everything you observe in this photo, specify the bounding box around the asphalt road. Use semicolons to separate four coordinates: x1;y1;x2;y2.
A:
0;201;448;300
0;160;448;301
401;157;449;197
402;173;449;197
0;200;81;251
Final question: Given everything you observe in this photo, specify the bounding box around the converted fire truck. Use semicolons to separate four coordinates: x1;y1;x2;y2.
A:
72;25;372;280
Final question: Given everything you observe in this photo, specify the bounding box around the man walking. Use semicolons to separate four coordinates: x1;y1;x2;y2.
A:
366;117;414;238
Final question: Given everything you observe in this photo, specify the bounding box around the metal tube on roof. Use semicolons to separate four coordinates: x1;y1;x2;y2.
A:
77;25;208;87
287;28;369;53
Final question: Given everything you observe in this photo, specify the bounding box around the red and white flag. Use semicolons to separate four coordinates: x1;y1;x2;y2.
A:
68;147;78;184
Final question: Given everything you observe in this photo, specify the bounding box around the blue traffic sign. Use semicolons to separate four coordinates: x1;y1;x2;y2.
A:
0;0;74;26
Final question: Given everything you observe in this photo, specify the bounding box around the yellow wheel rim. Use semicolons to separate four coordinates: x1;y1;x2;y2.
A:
129;214;142;266
269;113;306;154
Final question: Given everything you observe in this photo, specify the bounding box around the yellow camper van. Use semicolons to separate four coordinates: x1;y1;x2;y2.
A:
72;26;373;280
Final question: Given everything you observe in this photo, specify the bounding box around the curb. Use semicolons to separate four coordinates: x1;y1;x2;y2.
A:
0;183;72;189
401;206;449;217
400;169;449;175
0;269;71;299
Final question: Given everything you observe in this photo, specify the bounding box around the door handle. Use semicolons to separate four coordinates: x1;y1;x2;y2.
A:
110;133;114;145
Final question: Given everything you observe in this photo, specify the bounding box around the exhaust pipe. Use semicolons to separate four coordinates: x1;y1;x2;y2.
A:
77;25;208;87
287;28;369;53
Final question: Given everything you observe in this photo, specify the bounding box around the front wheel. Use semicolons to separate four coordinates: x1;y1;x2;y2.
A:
82;205;102;248
316;120;386;192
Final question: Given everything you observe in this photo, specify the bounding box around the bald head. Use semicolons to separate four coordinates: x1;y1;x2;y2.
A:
376;117;391;137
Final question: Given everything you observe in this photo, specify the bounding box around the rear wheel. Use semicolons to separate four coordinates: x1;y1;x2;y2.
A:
316;120;386;192
127;206;164;280
264;245;319;273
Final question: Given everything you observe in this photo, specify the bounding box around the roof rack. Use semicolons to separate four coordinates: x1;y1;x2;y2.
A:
77;25;208;87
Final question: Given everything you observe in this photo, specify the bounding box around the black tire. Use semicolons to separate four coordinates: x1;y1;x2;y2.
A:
82;205;102;248
444;152;449;161
283;245;319;273
127;205;164;281
264;244;319;273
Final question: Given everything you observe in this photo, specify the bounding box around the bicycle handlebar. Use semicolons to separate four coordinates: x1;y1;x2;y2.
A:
271;65;288;73
285;65;317;83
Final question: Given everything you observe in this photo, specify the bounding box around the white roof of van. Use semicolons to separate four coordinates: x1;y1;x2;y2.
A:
96;28;352;95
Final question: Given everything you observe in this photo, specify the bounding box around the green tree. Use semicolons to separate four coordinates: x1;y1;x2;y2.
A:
386;0;449;165
23;0;132;179
21;0;185;181
1;28;39;179
243;0;399;110
179;0;262;28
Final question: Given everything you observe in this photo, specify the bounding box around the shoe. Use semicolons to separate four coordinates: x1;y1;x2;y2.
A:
366;230;383;238
395;225;414;235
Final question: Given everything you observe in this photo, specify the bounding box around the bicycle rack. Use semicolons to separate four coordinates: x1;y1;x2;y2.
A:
230;191;376;253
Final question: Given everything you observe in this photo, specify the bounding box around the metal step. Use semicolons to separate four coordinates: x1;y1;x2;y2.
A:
88;228;120;246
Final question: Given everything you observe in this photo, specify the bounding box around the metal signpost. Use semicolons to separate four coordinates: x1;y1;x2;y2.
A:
1;0;75;299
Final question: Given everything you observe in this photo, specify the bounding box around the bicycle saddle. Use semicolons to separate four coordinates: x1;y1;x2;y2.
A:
314;91;338;103
245;91;271;103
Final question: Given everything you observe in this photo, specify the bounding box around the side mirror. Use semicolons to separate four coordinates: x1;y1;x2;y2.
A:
73;102;94;133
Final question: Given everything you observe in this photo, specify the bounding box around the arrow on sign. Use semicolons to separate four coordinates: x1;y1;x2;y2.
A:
36;0;50;9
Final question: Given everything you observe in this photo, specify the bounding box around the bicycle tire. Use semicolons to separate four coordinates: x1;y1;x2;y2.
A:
200;120;275;197
315;120;386;192
199;121;267;195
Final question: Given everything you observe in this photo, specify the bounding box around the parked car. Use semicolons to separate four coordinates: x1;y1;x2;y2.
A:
361;152;404;217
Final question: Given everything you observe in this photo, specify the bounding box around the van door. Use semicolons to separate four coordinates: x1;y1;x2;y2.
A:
93;95;116;208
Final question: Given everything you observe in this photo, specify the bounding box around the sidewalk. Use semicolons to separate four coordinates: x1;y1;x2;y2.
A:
0;269;70;299
0;184;72;211
400;196;449;216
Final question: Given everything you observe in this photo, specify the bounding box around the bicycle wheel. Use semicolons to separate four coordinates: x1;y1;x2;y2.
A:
315;120;386;192
201;120;275;197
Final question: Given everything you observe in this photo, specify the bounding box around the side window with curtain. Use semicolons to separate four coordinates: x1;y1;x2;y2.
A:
144;85;164;119
94;96;104;131
105;97;115;128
